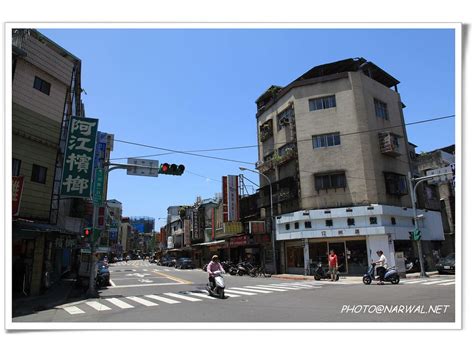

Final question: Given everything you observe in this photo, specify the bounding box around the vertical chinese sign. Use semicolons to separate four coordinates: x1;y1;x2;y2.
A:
12;176;25;216
61;116;98;198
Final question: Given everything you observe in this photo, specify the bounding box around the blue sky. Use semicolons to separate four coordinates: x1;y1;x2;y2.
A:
39;28;456;229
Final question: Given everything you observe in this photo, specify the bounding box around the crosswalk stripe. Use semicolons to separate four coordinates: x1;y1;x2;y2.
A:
185;292;215;300
63;306;85;315
233;287;272;294
402;280;425;284
226;289;257;296
422;280;454;285
145;295;181;304
261;285;302;290
251;286;288;292
85;301;111;311
163;293;202;302
440;281;456;286
104;298;135;309
126;296;159;307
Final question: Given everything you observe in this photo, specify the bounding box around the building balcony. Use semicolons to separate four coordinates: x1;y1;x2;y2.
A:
274;144;297;166
256;159;274;173
379;132;402;157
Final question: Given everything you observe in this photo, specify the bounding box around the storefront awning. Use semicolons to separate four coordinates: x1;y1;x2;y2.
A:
193;240;227;247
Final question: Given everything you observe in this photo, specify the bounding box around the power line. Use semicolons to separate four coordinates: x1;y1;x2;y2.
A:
110;114;454;162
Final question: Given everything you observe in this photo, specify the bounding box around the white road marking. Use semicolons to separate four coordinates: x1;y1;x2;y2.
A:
226;289;257;296
85;301;112;311
144;295;181;304
63;306;85;315
126;296;159;307
234;287;272;294
440;281;456;286
402;280;425;284
185;292;215;300
251;285;288;292
422;280;455;285
104;298;135;309
163;293;202;302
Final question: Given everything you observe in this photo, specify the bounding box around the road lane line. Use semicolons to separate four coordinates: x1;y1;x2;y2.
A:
226;289;257;296
440;281;456;286
104;298;135;309
152;270;192;285
126;296;159;307
163;293;202;302
85;301;112;311
63;306;85;315
145;295;181;304
195;290;241;298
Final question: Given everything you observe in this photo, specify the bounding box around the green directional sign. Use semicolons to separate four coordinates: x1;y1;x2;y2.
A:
413;229;421;241
61;116;99;198
93;168;105;204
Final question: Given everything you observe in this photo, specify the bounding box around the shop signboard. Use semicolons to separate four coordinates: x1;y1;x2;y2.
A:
222;176;228;222
61;116;99;198
184;219;191;246
227;175;239;221
230;235;248;247
12;176;25;216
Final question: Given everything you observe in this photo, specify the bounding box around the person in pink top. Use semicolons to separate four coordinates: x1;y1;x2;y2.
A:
207;255;225;288
328;250;339;281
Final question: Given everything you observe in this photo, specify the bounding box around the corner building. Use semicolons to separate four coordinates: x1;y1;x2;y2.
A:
255;58;443;275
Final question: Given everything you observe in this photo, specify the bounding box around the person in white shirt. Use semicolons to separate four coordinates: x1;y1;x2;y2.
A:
374;250;388;285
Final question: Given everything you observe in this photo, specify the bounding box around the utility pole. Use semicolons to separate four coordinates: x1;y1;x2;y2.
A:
407;170;453;279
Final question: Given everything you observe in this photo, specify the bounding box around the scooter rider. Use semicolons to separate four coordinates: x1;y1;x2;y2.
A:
207;255;225;289
374;250;388;285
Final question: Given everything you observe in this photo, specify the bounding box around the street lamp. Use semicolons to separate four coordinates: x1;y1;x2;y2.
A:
239;166;277;274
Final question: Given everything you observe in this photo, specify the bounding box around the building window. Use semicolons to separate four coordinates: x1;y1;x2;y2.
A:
309;95;336;111
294;222;300;230
391;217;396;225
326;219;333;227
315;172;347;190
347;218;355;226
304;221;312;229
277;106;294;130
312;132;341;149
33;76;51;95
369;217;378;225
285;223;290;230
384;172;408;196
13;158;21;176
374;98;389;120
31;164;47;184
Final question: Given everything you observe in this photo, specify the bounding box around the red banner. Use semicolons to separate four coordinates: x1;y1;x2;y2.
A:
12;176;24;216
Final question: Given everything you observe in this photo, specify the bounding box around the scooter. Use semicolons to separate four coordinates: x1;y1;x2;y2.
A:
363;263;400;285
313;262;340;281
206;271;225;299
237;261;254;276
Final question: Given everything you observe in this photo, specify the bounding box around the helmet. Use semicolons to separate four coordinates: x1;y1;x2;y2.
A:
212;255;219;261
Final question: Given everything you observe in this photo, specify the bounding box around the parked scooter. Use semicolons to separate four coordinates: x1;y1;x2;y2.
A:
206;270;226;299
362;262;400;285
221;261;238;275
236;261;254;276
313;262;341;281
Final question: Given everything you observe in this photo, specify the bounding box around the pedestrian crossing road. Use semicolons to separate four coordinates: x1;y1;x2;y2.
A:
58;278;456;317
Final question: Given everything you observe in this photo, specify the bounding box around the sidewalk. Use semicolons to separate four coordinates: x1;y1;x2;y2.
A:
12;273;80;318
271;271;439;282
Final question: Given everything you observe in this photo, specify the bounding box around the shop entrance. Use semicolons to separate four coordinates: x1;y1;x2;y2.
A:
346;240;368;275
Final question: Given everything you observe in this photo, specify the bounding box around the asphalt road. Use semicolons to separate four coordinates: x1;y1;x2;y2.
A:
13;260;456;323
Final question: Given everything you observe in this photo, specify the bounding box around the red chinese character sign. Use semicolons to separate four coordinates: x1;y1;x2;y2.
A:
12;176;25;216
61;116;99;198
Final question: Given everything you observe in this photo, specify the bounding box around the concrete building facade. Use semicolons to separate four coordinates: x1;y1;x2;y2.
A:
254;58;443;275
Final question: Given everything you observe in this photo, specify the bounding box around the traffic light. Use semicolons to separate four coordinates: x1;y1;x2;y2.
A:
159;163;185;176
409;231;414;240
413;229;421;241
83;227;92;239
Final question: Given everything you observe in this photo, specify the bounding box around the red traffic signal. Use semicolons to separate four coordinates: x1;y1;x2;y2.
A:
83;228;92;238
159;163;185;176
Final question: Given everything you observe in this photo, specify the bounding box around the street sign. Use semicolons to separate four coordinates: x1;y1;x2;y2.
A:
425;166;453;185
126;158;159;177
61;116;99;198
93;168;105;204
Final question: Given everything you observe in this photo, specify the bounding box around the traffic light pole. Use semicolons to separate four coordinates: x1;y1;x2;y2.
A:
408;170;453;279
